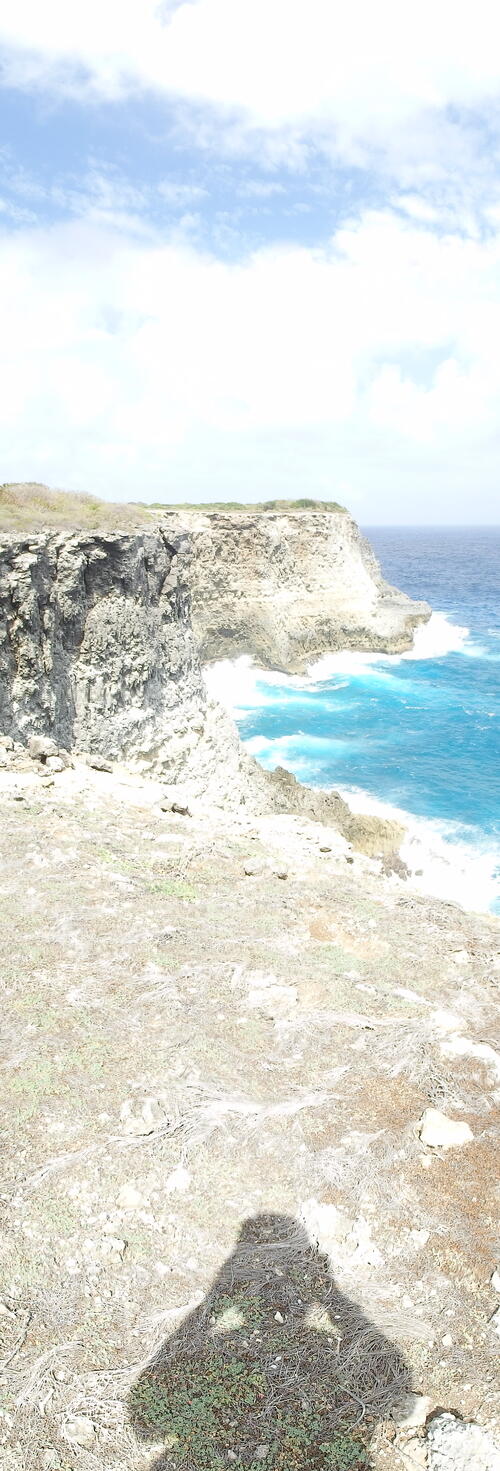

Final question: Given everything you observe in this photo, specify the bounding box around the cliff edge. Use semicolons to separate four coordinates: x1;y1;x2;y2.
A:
158;508;430;672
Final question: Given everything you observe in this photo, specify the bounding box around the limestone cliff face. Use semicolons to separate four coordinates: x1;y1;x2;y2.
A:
0;528;255;799
0;512;428;829
158;509;430;672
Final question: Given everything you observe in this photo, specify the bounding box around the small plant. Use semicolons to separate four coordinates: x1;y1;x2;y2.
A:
149;878;197;900
130;1350;369;1470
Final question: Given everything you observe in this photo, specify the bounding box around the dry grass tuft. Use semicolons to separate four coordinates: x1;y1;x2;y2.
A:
0;482;154;532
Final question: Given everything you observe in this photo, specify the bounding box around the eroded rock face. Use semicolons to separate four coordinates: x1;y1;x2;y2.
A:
268;765;405;855
0;514;422;845
159;509;430;672
0;528;257;801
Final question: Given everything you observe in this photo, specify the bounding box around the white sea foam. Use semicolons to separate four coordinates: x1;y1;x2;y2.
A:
401;611;471;660
238;735;499;912
203;612;475;713
309;611;472;680
337;785;500;914
202;626;498;914
203;655;313;714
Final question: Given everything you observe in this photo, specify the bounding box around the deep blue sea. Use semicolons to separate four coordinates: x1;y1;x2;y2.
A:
206;528;500;913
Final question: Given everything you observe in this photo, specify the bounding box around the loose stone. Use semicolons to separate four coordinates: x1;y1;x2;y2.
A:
418;1108;473;1149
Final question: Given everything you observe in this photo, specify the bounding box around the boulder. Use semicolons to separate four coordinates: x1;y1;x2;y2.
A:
427;1414;500;1471
392;1393;433;1428
28;735;58;760
160;784;191;815
419;1109;474;1149
64;1416;96;1449
46;756;66;773
86;755;113;772
117;1183;145;1210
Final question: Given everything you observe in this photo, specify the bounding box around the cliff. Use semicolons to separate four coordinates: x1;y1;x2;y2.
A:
158;508;430;672
0;527;257;803
0;509;427;845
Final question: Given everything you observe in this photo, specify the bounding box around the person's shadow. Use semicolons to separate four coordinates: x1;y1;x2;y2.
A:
129;1212;411;1471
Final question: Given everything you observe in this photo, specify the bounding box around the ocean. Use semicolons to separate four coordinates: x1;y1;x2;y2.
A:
205;527;500;914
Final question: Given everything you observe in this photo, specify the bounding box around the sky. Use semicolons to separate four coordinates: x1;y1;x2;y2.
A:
1;1;500;522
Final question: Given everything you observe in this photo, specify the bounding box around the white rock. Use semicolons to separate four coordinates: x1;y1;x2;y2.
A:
392;1394;433;1428
120;1095;166;1136
64;1415;96;1448
427;1414;500;1471
247;983;297;1016
489;1307;500;1337
441;1035;500;1083
419;1109;473;1149
28;734;58;760
101;1236;127;1260
160;784;191;815
45;756;65;773
430;1010;464;1033
141;1097;165;1131
254;1446;270;1461
349;1217;383;1267
117;1183;144;1210
400;1438;428;1471
299;1199;352;1258
490;1268;500;1292
166;1164;191;1194
410;1229;430;1249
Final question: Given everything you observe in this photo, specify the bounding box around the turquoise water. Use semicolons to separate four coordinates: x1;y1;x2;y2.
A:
207;528;500;912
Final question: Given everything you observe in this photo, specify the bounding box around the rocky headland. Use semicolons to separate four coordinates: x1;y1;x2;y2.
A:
0;492;498;1471
158;507;430;672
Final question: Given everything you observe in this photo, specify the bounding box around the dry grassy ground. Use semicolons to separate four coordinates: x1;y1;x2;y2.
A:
0;760;499;1471
0;485;346;532
0;486;154;533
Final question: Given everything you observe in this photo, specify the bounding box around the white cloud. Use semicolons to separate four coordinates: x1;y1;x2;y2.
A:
0;207;499;519
1;0;500;173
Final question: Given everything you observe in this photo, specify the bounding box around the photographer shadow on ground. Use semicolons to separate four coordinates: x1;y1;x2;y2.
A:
129;1211;411;1471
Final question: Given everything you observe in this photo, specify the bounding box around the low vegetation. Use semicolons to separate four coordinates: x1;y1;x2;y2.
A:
0;483;153;532
0;483;346;532
151;497;347;514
